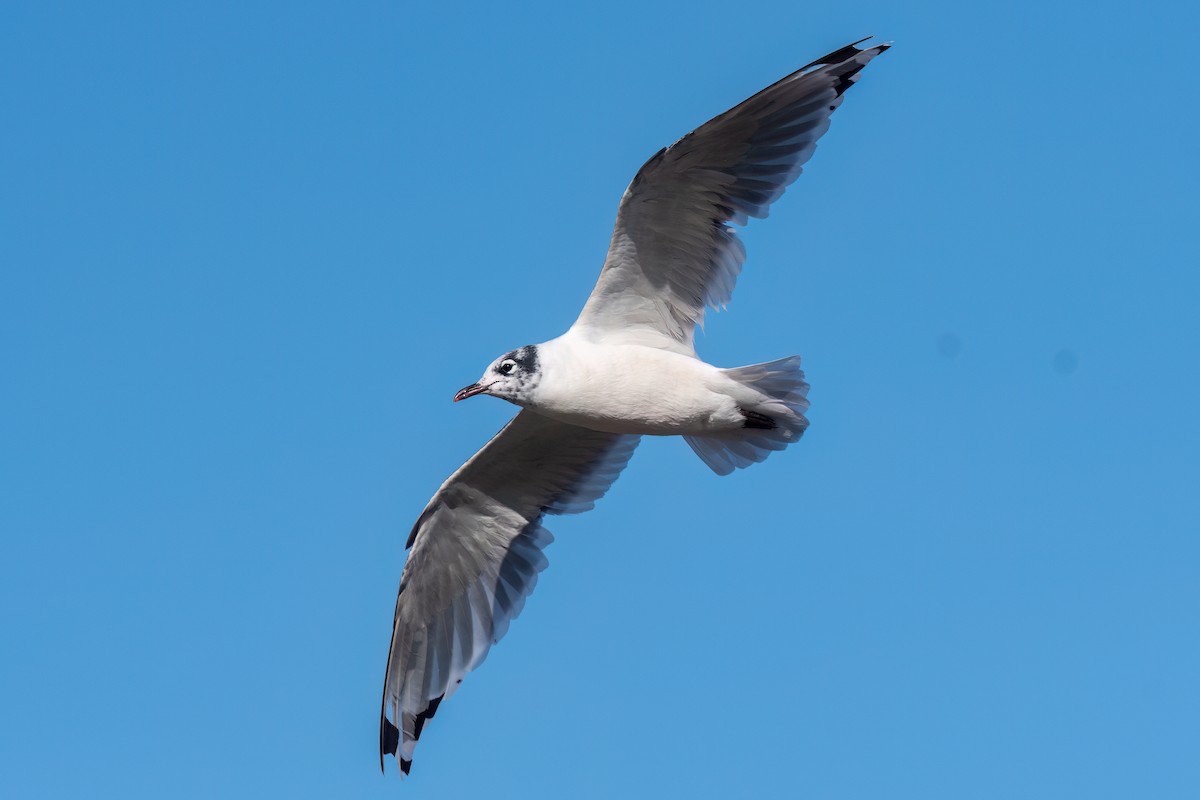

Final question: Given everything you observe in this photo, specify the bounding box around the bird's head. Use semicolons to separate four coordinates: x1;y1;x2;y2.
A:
454;345;542;405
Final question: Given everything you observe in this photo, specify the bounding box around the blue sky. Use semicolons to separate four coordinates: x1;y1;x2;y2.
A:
2;1;1198;797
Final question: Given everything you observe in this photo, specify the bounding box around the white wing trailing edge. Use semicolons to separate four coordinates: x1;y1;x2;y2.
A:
572;38;890;353
380;411;639;774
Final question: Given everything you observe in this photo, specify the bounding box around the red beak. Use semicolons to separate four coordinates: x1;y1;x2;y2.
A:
453;383;489;403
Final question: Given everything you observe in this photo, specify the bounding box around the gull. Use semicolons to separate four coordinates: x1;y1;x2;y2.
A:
380;37;889;775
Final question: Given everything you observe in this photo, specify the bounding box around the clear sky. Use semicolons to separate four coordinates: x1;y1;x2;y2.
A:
2;1;1198;797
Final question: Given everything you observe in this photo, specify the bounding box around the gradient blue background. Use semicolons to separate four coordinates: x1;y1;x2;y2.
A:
3;1;1197;797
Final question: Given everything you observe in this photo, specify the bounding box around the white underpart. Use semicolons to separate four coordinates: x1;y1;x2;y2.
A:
521;334;754;435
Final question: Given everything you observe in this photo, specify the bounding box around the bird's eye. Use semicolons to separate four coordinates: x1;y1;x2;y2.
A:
498;360;516;375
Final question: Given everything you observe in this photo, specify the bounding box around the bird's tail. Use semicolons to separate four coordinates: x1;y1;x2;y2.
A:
684;356;810;476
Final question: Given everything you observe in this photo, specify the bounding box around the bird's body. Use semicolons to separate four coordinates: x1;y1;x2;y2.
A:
380;37;890;776
512;335;761;436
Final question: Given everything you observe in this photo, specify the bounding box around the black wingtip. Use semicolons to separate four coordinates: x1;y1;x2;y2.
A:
412;695;443;740
380;716;400;773
802;36;888;70
379;695;444;777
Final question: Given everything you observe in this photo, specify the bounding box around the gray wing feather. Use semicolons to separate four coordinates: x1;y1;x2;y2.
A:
380;411;639;775
571;39;890;351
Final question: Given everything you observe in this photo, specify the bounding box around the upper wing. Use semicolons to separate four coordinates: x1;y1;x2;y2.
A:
571;39;890;353
380;410;640;775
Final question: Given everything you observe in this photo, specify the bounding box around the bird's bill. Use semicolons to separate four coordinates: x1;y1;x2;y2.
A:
453;383;489;402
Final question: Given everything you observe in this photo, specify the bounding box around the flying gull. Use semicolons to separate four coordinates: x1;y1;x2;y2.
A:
380;37;890;775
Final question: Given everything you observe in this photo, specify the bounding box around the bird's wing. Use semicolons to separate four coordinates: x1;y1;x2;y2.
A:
570;39;889;353
380;410;640;775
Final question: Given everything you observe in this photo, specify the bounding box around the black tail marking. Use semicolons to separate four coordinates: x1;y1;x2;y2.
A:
741;409;777;430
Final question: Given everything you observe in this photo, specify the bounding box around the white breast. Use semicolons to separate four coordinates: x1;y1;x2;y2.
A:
526;335;746;436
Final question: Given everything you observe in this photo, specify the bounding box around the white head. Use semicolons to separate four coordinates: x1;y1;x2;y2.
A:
453;345;542;406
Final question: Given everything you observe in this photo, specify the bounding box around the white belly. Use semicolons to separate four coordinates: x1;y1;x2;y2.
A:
525;340;746;436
